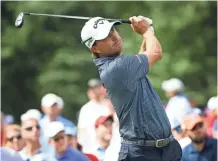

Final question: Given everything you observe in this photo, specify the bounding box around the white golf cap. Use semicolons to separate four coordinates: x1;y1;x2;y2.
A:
57;96;64;108
207;96;218;110
41;93;63;109
26;109;41;120
20;109;41;122
46;121;65;138
81;17;121;48
65;127;77;136
161;78;184;92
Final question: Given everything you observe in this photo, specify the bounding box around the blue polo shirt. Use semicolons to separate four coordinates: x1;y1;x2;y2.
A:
181;137;217;161
94;54;171;140
56;147;89;161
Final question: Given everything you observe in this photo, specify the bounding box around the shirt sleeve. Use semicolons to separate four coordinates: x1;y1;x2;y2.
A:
117;54;149;79
115;54;149;90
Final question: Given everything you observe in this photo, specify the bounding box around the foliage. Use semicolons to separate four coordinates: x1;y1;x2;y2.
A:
1;1;217;123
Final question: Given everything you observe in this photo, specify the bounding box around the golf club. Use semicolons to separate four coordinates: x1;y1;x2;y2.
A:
15;12;131;28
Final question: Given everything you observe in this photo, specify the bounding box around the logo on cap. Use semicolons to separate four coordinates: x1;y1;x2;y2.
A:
93;19;105;29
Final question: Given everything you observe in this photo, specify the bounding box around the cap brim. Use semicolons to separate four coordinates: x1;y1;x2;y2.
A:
187;120;203;130
48;130;65;138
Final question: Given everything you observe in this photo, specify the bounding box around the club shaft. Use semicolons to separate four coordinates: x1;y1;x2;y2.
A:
24;12;91;20
23;12;131;24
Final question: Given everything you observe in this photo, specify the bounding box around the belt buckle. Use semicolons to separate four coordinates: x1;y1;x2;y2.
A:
155;139;168;148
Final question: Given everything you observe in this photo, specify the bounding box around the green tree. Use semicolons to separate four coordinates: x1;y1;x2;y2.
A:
1;1;217;123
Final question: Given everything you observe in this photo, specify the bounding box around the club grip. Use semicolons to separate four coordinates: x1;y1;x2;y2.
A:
120;19;131;24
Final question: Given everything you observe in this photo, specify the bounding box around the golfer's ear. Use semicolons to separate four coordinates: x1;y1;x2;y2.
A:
90;46;98;53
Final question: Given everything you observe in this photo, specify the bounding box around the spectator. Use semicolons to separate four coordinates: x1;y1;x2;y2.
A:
19;112;49;161
39;93;76;154
102;96;122;161
177;122;191;149
4;124;25;151
205;96;218;137
40;93;76;128
65;127;81;150
46;121;89;161
103;126;121;161
77;79;110;152
161;78;192;140
181;113;217;161
212;119;217;139
1;111;5;146
89;115;114;161
0;147;24;161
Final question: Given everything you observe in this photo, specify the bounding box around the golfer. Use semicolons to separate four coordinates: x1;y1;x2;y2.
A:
81;16;182;161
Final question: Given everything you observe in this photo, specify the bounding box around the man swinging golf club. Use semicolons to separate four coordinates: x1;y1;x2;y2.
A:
81;16;182;161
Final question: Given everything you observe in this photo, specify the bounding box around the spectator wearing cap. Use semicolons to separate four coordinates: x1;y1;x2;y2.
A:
205;96;218;137
77;79;110;153
102;95;122;161
4;124;25;151
19;111;49;161
161;78;192;140
103;126;121;161
65;127;82;151
39;93;76;154
181;114;217;161
87;115;113;161
40;93;75;128
46;121;89;161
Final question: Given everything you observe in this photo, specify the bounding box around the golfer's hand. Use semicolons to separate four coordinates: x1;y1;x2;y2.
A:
129;16;150;35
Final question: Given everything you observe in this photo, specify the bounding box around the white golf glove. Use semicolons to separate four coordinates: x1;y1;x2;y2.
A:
138;15;154;33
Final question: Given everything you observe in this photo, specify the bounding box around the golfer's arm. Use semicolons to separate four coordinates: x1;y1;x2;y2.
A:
140;28;162;69
138;39;146;53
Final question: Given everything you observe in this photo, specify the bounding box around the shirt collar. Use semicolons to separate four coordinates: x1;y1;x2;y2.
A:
97;146;106;152
189;137;212;153
93;56;118;67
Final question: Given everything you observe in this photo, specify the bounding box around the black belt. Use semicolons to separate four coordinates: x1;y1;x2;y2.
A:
121;135;174;148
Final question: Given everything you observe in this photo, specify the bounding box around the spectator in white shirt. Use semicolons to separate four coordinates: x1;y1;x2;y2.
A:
162;78;192;140
77;78;110;153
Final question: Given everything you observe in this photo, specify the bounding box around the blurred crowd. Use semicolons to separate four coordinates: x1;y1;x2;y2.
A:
0;78;217;161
